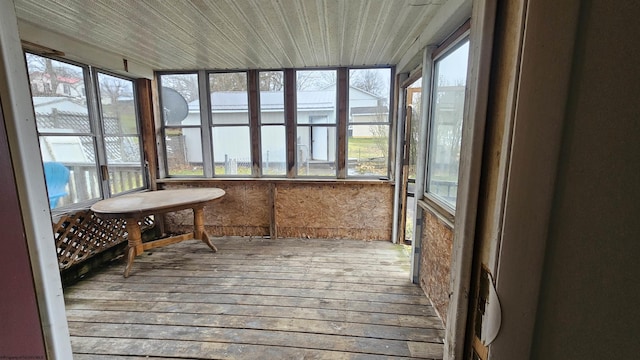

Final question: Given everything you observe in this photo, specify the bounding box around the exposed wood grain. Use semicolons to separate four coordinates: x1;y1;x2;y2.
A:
70;336;430;360
66;310;441;342
140;232;193;250
269;182;277;238
135;78;157;191
159;181;393;240
275;183;393;240
248;69;261;177
419;208;454;323
337;67;348;178
92;189;224;277
77;274;425;297
285;69;296;178
65;299;438;328
65;237;444;359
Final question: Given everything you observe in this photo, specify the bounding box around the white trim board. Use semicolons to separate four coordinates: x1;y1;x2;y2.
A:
444;0;496;358
0;2;73;358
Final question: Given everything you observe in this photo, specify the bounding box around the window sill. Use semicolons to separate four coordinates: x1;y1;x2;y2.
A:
156;177;393;186
417;195;455;227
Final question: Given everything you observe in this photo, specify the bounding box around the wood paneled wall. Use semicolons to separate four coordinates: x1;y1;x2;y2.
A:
419;207;454;324
160;180;394;241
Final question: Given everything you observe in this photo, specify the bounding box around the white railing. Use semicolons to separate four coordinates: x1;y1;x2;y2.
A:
53;163;144;208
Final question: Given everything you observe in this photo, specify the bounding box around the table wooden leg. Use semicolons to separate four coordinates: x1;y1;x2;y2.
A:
124;246;136;278
194;207;217;253
124;218;143;278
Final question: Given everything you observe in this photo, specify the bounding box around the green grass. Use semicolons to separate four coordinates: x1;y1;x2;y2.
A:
168;165;255;176
102;104;138;133
169;167;204;176
348;136;388;160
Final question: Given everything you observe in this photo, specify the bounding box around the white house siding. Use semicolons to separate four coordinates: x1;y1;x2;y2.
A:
179;87;385;165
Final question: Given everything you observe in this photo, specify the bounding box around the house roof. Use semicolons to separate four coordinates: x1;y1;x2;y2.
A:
30;71;82;84
188;90;339;113
32;97;88;114
350;106;389;116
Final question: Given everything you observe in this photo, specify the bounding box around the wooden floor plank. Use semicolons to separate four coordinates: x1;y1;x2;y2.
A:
71;336;428;360
73;355;174;360
66;299;439;328
65;290;432;317
110;262;411;279
64;237;444;359
66;309;443;342
95;267;413;287
70;281;430;305
69;323;443;358
85;273;425;296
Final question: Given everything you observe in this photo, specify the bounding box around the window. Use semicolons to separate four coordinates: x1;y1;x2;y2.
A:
159;67;393;179
96;72;145;196
159;73;203;176
210;72;251;176
348;68;392;177
259;71;286;176
296;70;337;177
26;53;146;209
426;39;470;210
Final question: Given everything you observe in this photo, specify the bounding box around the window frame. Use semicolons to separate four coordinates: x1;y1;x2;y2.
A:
423;32;471;215
158;66;395;180
207;70;253;177
94;69;147;197
258;70;287;178
346;67;394;179
157;71;205;178
25;52;148;212
295;68;339;178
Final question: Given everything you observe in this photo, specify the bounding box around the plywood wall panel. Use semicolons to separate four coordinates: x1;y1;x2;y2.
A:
162;182;271;237
160;181;393;241
419;208;454;324
275;183;393;240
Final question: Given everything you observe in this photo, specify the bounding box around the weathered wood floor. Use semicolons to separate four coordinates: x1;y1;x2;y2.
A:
64;237;444;359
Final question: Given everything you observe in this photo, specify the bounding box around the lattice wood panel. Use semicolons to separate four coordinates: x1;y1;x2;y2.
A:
53;210;154;270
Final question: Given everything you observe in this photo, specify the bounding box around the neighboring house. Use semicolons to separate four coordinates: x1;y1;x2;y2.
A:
29;71;85;98
432;85;465;172
349;86;389;137
31;96;88;114
33;97;135;164
181;86;388;164
33;97;91;163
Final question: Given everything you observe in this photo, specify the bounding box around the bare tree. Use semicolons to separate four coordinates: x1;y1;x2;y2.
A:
210;72;247;92
350;69;388;97
98;75;133;133
259;71;284;91
100;76;130;108
296;70;336;90
26;53;59;96
25;53;84;97
433;76;466;177
161;74;199;102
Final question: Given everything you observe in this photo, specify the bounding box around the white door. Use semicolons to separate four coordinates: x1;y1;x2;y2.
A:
311;126;328;160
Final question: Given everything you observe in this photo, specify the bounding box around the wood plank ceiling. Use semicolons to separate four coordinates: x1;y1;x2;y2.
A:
13;0;448;70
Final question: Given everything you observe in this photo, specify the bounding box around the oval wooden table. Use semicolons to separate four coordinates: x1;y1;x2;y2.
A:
91;188;225;277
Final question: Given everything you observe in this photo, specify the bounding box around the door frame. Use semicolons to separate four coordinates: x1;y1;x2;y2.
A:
485;0;581;358
443;1;497;358
397;83;422;245
0;2;73;357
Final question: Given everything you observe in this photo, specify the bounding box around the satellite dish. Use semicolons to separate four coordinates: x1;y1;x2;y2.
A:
161;87;189;125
